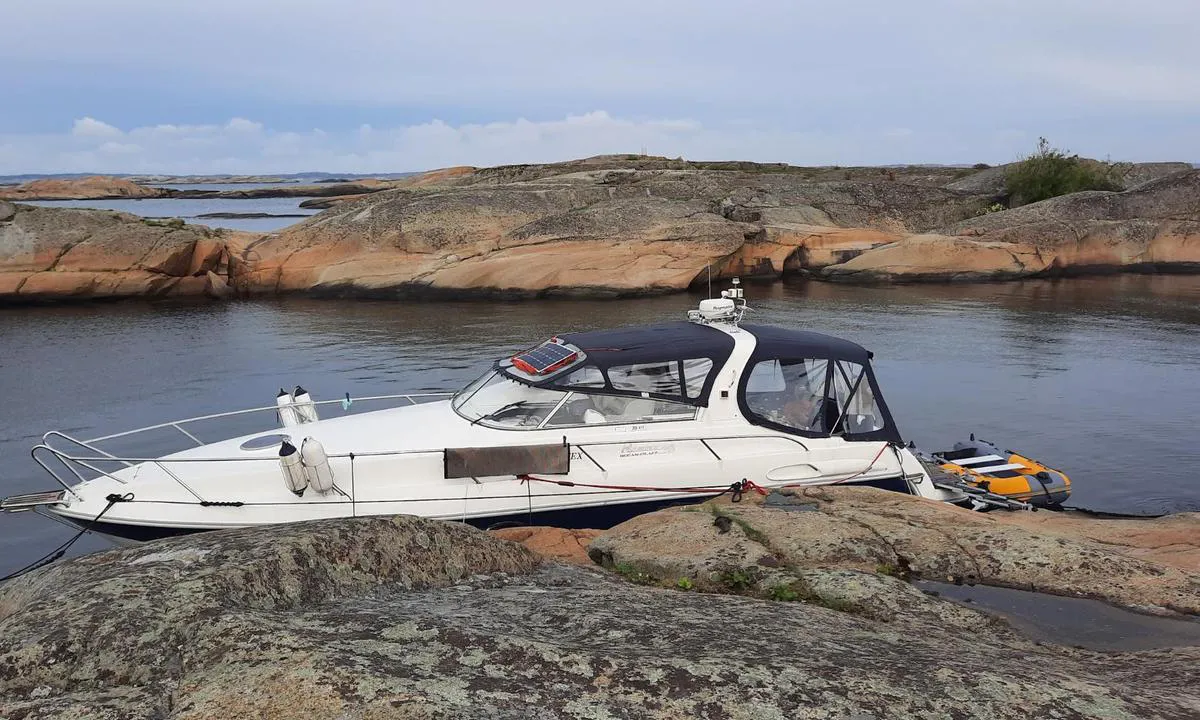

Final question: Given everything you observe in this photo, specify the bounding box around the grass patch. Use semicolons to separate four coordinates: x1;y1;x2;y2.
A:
875;563;904;578
612;561;655;586
718;568;755;592
675;577;694;591
768;583;800;602
768;577;867;614
975;202;1006;216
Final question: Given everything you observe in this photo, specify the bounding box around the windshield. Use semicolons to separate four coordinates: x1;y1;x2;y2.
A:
453;370;697;429
453;371;569;428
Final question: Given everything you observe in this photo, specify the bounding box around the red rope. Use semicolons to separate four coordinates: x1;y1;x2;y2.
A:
518;475;768;496
740;479;770;496
520;442;891;496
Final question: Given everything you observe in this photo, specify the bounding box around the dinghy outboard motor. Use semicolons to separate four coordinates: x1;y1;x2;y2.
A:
300;437;336;494
276;388;301;428
279;440;308;496
293;385;319;424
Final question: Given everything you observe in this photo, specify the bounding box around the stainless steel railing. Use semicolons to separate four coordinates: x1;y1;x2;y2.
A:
31;392;455;502
79;393;455;446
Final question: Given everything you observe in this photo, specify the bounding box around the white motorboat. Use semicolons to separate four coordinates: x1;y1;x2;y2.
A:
4;281;983;545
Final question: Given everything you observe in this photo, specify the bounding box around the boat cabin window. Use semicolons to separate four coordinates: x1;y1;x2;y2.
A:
453;370;697;429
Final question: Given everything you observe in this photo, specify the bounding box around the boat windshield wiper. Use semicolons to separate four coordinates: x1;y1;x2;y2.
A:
471;401;528;426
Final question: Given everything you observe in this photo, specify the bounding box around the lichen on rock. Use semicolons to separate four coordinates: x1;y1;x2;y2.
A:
2;495;1198;718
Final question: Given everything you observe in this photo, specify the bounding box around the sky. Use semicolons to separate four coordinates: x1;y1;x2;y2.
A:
1;0;1197;174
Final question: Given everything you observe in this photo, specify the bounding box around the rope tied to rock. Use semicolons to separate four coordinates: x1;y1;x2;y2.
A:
1;492;133;583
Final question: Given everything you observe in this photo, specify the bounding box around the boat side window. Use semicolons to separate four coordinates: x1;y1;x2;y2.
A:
561;365;606;388
830;361;885;433
744;358;831;433
608;362;682;396
543;392;696;427
682;358;714;400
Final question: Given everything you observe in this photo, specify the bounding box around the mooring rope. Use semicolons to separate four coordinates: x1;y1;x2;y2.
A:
0;492;133;583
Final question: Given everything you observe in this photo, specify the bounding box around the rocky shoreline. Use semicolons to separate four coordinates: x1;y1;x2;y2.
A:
0;176;396;202
1;488;1197;718
0;202;239;302
2;156;1199;304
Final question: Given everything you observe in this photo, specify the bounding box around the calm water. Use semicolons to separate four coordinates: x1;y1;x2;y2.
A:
24;182;319;231
146;183;306;191
1;276;1197;574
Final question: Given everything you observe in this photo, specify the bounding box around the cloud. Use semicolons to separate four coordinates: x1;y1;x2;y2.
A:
71;117;122;138
5;106;1197;176
1;111;1050;175
225;118;264;133
2;2;1199;170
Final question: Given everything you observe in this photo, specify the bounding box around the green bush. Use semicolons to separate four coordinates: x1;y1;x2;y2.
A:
1005;138;1121;206
768;583;800;602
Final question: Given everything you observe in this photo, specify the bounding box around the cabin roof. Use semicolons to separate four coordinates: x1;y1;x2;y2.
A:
741;324;872;364
556;321;736;369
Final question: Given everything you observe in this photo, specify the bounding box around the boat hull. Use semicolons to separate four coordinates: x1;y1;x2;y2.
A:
54;475;911;543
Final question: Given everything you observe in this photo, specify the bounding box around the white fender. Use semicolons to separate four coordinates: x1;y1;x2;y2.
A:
276;388;300;428
279;440;307;496
300;437;336;494
293;385;319;424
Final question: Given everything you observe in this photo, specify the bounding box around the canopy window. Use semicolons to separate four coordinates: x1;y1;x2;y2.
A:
738;325;900;443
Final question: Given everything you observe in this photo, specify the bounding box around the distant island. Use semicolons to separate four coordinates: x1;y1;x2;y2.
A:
1;154;1197;303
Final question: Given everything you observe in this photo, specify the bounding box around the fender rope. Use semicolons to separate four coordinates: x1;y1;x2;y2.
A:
1;492;133;583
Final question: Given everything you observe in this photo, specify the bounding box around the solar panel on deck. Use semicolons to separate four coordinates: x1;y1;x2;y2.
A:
512;342;579;375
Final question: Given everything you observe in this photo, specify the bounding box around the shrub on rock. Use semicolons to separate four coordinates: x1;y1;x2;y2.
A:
1006;137;1122;206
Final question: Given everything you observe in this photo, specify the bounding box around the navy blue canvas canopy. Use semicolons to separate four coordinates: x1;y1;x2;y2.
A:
741;325;873;363
498;322;735;407
557;322;735;370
